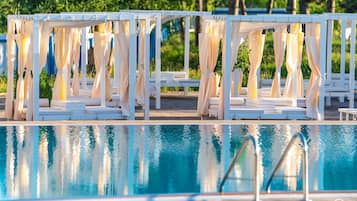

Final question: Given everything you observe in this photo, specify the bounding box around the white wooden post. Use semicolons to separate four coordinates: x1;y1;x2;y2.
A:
341;20;347;77
326;20;333;106
144;18;151;120
128;17;137;120
80;27;88;89
155;15;161;109
349;20;356;108
223;18;232;120
32;20;40;121
114;22;120;94
184;16;190;96
319;20;327;120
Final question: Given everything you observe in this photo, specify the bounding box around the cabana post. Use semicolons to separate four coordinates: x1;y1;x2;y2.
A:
155;15;161;109
184;16;190;95
32;19;40;121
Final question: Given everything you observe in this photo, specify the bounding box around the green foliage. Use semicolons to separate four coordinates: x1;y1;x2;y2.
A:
39;70;55;102
0;73;7;93
160;32;199;72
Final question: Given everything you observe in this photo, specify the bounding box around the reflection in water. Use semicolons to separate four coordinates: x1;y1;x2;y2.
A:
197;125;218;192
1;124;357;199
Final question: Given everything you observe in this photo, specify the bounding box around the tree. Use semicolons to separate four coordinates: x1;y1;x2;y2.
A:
228;0;239;15
266;0;274;14
286;0;297;14
195;0;207;47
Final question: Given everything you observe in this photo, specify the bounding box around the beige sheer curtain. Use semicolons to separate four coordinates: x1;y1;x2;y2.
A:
14;21;32;120
70;28;81;96
91;23;112;100
247;30;265;99
52;28;73;101
26;22;51;120
271;26;287;97
305;23;321;119
197;20;221;116
284;24;304;98
118;21;130;116
5;20;16;119
135;20;145;106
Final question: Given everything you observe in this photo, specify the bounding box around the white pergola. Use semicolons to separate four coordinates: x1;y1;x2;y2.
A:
6;12;148;120
222;14;331;120
122;10;213;109
323;14;357;108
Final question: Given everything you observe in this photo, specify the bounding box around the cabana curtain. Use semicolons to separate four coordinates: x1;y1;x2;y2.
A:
118;21;130;116
14;21;33;120
91;22;112;101
271;26;287;97
305;23;321;119
53;28;73;101
283;24;304;98
247;30;265;99
70;28;81;96
197;20;221;116
5;20;16;119
135;20;145;106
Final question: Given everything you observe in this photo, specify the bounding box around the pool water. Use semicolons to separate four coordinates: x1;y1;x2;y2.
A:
0;124;356;200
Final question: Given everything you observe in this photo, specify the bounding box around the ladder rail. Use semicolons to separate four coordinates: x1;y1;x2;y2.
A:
219;135;260;201
265;132;309;201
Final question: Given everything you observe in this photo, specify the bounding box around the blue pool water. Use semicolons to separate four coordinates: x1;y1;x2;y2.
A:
0;124;356;200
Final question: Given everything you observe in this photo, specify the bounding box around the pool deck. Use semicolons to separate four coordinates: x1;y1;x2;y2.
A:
0;93;353;121
31;191;357;201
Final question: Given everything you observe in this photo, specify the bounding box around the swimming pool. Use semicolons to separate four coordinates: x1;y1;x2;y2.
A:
0;124;356;200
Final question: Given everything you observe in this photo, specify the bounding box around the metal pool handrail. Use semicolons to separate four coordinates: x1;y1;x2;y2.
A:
219;135;260;201
265;132;309;201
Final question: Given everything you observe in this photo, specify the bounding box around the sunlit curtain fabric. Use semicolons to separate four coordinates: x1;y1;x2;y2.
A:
5;20;16;119
24;22;34;121
118;21;130;116
283;24;304;98
91;23;112;101
70;28;81;96
247;30;265;99
229;22;244;96
271;26;287;97
135;20;145;106
39;22;51;70
218;22;244;119
52;28;73;101
296;31;305;97
305;23;321;119
14;21;33;120
197;20;221;116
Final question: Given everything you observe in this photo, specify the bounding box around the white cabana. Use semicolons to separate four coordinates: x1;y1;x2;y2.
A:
5;13;142;120
221;14;330;120
122;10;212;110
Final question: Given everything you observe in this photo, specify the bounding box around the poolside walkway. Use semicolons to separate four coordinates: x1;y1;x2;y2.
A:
0;93;353;120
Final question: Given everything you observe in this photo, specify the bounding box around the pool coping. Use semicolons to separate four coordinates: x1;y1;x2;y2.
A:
20;191;357;201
